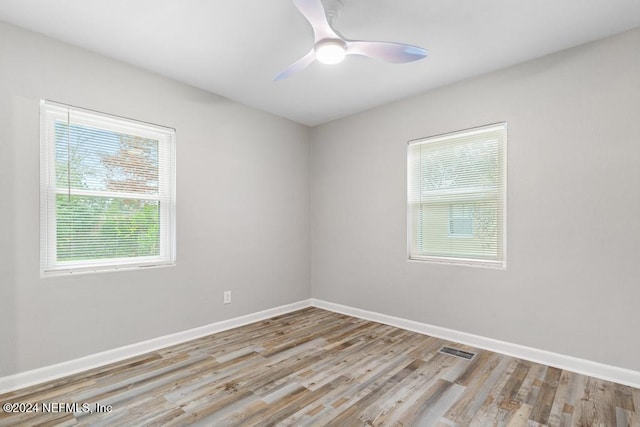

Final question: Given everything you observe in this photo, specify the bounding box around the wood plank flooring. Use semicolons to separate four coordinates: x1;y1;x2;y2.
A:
1;307;638;426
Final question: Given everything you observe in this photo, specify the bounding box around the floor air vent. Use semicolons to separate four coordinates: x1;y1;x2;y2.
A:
439;346;476;360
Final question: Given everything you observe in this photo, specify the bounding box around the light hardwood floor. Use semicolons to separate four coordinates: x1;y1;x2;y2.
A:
1;307;638;426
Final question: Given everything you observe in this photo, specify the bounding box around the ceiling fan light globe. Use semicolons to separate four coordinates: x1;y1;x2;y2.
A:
315;40;346;64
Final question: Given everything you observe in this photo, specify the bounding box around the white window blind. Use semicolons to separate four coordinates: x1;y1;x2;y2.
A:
40;100;176;276
408;123;506;268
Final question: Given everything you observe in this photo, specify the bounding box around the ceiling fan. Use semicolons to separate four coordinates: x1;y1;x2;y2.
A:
275;0;428;80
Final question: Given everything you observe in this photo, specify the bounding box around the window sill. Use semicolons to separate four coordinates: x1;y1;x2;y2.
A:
41;261;175;278
408;255;506;270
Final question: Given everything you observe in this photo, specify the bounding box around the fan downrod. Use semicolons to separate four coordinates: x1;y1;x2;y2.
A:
322;0;343;25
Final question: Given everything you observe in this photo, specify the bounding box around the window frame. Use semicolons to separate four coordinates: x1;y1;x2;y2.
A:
407;123;507;269
40;100;176;276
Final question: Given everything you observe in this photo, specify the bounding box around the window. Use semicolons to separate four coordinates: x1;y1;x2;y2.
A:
408;123;506;268
40;101;176;276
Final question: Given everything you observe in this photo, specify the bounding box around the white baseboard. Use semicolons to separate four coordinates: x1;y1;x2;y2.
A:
0;299;312;394
310;298;640;389
3;297;639;394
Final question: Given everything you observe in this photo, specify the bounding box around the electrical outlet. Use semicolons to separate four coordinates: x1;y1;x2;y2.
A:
223;291;231;304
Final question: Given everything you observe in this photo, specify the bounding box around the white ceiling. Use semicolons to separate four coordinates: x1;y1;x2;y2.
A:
1;0;639;126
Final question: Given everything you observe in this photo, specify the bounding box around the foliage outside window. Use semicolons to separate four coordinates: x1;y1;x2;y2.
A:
40;101;176;275
407;123;506;268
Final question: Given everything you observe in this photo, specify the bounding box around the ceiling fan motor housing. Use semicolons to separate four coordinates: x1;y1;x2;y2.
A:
314;39;347;64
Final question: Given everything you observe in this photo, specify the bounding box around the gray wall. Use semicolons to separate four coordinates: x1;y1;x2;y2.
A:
311;28;640;371
0;22;311;376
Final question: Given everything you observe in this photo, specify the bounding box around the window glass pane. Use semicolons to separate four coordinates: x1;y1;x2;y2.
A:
56;195;160;261
419;202;499;258
421;139;500;192
55;121;159;194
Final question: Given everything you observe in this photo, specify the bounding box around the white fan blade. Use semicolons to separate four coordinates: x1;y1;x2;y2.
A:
347;41;428;63
293;0;338;41
274;49;317;80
